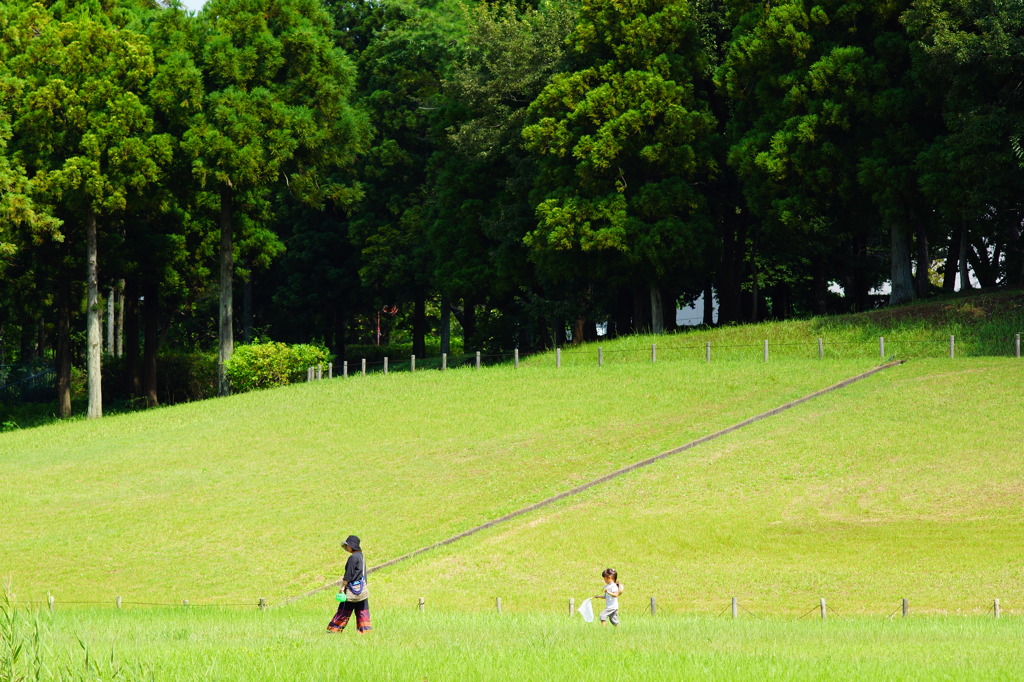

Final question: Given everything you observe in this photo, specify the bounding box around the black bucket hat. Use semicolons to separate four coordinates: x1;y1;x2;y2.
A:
342;535;361;551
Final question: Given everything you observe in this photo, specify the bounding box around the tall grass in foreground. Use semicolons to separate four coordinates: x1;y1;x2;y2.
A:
4;596;1024;681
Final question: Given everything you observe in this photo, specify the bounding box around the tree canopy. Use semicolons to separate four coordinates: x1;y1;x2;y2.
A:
0;0;1021;416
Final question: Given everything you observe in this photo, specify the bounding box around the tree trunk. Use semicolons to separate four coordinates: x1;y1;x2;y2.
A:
889;213;915;306
412;292;427;357
116;279;125;357
749;257;760;323
852;235;870;312
242;276;253;344
143;280;159;408
106;287;115;356
440;295;451;356
86;210;103;419
703;280;715;326
650;285;664;334
632;284;650;333
914;220;931;297
572;317;586;345
966;242;997;288
943;223;961;292
332;306;346;362
55;282;72;418
812;259;828;315
551;317;566;348
218;186;234;396
717;220;746;324
461;298;476;351
957;225;972;291
124;277;141;396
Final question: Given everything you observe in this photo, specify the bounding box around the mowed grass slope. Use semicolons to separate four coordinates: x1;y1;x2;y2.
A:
0;357;881;604
375;358;1024;615
531;289;1024;366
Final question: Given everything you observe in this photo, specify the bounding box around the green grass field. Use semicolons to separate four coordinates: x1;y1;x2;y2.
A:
2;292;1023;679
4;602;1024;681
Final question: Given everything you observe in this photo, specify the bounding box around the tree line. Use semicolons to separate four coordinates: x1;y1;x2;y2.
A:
0;0;1021;417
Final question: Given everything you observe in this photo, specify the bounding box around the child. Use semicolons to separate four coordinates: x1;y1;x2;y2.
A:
596;568;623;626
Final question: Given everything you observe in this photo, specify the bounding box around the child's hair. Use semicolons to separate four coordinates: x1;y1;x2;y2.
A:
602;568;618;584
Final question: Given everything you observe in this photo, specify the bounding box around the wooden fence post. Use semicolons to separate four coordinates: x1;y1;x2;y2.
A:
442;353;447;372
419;597;425;612
950;335;955;359
411;355;416;372
496;597;502;614
706;342;711;364
259;598;267;611
361;358;366;376
651;344;657;363
598;347;603;367
902;598;908;618
328;363;333;379
994;599;1001;618
879;337;885;359
116;596;121;609
514;348;519;369
818;338;824;359
48;595;54;612
650;597;656;616
384;357;389;375
317;364;322;380
820;598;826;621
1016;333;1020;358
556;348;561;368
476;351;481;369
343;361;348;378
569;597;575;616
732;597;738;619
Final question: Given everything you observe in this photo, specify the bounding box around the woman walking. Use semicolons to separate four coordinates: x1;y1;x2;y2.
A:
327;535;372;633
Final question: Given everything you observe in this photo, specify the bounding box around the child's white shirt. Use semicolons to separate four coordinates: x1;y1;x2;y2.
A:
604;583;620;609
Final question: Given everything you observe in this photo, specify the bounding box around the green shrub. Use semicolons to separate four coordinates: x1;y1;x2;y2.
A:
158;352;217;403
225;342;331;393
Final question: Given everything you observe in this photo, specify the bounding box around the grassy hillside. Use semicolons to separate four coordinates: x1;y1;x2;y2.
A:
528;290;1024;367
1;359;879;604
2;293;1023;680
376;358;1024;615
1;291;1021;613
